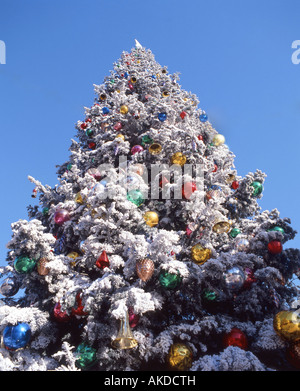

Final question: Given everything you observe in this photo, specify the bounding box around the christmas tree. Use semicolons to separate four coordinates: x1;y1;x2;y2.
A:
0;40;300;371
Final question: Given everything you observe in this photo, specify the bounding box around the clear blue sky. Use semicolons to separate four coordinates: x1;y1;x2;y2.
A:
0;0;300;268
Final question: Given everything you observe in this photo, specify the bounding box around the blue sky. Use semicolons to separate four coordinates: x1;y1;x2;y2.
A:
0;0;300;268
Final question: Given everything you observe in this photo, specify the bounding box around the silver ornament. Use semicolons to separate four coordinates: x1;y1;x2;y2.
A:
224;266;245;292
0;277;19;297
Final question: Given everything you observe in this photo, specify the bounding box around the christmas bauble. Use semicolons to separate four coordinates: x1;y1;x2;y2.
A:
88;142;96;150
71;291;89;317
229;228;241;238
148;143;162;155
268;240;283;255
143;211;159;227
234;237;249;252
141;135;153;146
75;192;84;204
102;107;110;114
170;152;187;166
159;270;182;290
167;343;193;371
95;250;110;269
37;257;50;276
191;244;212;265
250;181;263;197
199;113;208;122
224;266;245;292
86;128;93;137
231;180;239;190
54;209;70;225
131;145;144;155
127;189;144;206
180;111;187;119
14;255;36;274
99;93;106;101
158;112;167;122
223;328;248;350
128;307;140;328
75;343;97;370
212;134;225;146
3;323;31;351
0;277;19;297
268;226;285;234
113;121;123;131
120;105;129;114
243;268;256;289
202;288;219;302
136;258;154;281
53;302;71;323
273;311;300;342
212;218;231;234
182;182;197;200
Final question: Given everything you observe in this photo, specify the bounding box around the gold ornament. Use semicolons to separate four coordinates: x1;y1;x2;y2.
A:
120;105;129;114
111;311;138;350
162;91;170;97
143;211;159;227
212;134;225;146
67;252;79;259
226;173;236;184
136;258;155;281
273;311;300;342
99;93;106;101
167;343;193;371
130;76;137;84
170;152;187;167
191;244;212;265
37;257;50;276
116;134;125;141
212;218;231;234
148;143;162;155
75;192;84;205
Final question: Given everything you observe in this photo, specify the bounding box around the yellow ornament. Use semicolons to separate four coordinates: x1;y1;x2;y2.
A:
162;91;170;97
191;244;212;265
120;105;129;114
148;143;162;155
212;134;225;146
75;192;84;205
170;152;187;167
167;343;193;371
273;311;300;342
130;76;137;84
116;134;125;141
212;218;231;234
67;252;79;259
143;211;159;227
99;93;106;101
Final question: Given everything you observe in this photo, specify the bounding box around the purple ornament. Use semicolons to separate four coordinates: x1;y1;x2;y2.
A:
54;209;70;225
128;307;140;328
131;145;144;155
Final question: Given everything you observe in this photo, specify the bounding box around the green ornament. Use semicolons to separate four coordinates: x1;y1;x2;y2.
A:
42;207;49;216
250;181;263;197
202;289;218;302
268;226;285;234
141;135;153;146
14;255;36;274
127;189;144;207
86;128;93;137
159;270;182;290
229;228;241;238
75;343;97;370
67;163;72;171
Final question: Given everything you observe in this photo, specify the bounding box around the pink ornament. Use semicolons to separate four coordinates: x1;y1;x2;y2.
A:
131;145;144;155
113;122;123;131
54;209;70;225
128;307;140;328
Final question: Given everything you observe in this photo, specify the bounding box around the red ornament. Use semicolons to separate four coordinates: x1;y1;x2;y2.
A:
88;142;96;150
71;291;88;317
268;240;283;255
80;122;87;130
223;328;248;350
212;164;218;173
180;111;187;119
53;302;71;323
243;268;257;289
96;250;110;269
86;118;92;123
128;307;140;328
198;135;203;141
231;181;239;190
182;182;197;200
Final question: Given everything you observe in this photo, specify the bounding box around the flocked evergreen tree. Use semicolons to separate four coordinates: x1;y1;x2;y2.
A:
0;40;300;371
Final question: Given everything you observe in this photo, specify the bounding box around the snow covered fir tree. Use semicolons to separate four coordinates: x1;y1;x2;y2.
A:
0;40;300;371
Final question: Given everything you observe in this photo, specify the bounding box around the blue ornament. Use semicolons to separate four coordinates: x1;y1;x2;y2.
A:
152;75;156;79
199;113;208;122
158;112;167;122
102;107;110;115
123;72;129;78
3;323;31;350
